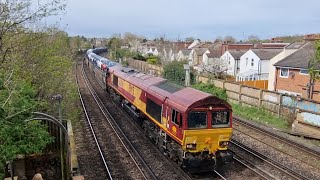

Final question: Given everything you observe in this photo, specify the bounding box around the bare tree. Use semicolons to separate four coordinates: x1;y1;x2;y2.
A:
214;36;223;43
248;35;260;43
223;36;236;43
185;37;195;42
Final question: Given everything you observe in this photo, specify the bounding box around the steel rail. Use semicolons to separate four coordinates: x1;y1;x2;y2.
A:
233;117;320;159
76;62;113;180
231;139;309;180
81;63;157;180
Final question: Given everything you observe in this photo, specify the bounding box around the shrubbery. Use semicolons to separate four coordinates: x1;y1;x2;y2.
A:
163;61;195;86
192;83;227;101
146;55;160;65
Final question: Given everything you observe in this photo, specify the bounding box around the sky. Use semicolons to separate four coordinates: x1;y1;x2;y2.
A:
42;0;320;41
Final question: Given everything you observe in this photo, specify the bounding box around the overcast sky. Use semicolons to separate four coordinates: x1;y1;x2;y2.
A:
45;0;320;41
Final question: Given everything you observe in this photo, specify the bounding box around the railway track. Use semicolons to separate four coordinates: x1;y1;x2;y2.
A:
231;139;309;180
233;117;320;178
76;61;156;179
82;60;192;180
233;117;320;160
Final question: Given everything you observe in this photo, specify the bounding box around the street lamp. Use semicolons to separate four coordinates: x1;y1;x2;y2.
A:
184;64;191;87
51;94;64;180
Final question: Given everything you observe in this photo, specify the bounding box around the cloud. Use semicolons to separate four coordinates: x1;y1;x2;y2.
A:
38;0;320;39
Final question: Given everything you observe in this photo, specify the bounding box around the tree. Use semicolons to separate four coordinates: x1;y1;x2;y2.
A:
214;36;223;43
223;36;236;43
163;61;195;86
0;0;66;64
123;32;144;44
308;41;320;99
185;37;195;42
199;58;228;79
0;1;69;178
248;35;260;43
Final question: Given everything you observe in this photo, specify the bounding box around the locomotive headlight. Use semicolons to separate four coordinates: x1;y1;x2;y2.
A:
219;141;229;148
186;143;197;150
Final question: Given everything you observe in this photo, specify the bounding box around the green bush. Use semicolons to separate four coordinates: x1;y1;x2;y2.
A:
163;61;195;86
133;52;146;61
192;83;227;101
147;58;158;64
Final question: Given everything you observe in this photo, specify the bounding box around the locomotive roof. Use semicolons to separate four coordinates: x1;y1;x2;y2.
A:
110;65;165;91
110;65;231;113
148;85;230;112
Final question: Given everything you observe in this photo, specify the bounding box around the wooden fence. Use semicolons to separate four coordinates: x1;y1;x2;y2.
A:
239;80;268;90
127;58;163;76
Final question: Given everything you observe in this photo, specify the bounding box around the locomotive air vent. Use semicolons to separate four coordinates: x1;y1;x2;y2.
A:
122;67;135;73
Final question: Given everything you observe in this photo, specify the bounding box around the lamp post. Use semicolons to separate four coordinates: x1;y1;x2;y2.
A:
184;64;191;87
52;94;64;180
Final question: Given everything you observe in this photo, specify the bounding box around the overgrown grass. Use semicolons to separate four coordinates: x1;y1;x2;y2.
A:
231;103;291;131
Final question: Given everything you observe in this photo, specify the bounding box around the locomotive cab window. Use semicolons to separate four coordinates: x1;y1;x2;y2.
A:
146;98;162;123
188;111;207;129
212;111;230;128
172;109;182;127
113;75;118;87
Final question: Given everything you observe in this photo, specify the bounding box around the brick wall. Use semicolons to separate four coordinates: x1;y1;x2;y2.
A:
275;68;320;101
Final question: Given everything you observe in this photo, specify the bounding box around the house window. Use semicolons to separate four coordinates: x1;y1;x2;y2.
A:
280;68;289;78
228;60;231;65
300;69;309;75
246;58;248;66
251;59;254;66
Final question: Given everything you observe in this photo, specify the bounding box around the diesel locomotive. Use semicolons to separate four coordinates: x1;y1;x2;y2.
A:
87;48;233;172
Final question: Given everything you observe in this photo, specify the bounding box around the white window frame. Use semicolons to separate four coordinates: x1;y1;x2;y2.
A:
299;69;309;75
280;68;289;78
251;59;254;66
246;57;248;66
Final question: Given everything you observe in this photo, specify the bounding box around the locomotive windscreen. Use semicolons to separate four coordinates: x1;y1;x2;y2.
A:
187;111;207;129
212;111;230;128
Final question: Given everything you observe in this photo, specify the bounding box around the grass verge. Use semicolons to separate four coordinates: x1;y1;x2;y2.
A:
231;102;291;131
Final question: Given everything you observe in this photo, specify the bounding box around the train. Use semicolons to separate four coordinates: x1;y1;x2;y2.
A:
86;48;233;172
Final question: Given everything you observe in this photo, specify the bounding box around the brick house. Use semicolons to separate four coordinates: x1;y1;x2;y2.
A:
274;42;320;101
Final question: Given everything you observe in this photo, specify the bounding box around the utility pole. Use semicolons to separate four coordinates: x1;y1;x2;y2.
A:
52;94;64;180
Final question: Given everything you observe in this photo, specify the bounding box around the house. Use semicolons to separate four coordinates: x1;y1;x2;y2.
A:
268;42;307;91
187;39;200;49
176;49;192;61
190;48;210;66
202;52;217;66
147;47;159;56
273;42;320;100
221;43;254;55
237;49;283;81
221;50;247;76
